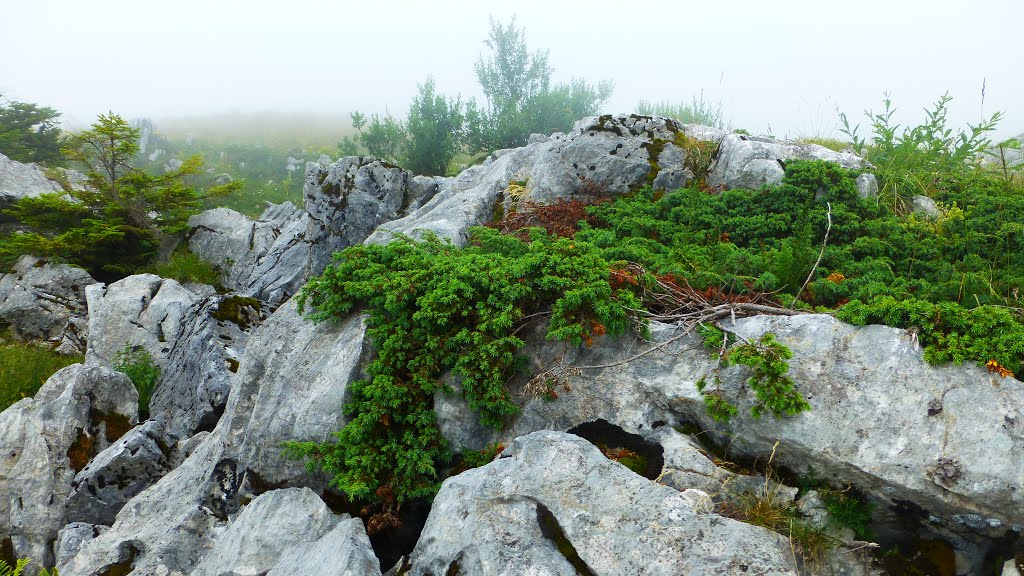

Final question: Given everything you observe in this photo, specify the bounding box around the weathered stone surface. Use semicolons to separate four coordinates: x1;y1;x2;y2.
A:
368;115;729;246
85;275;260;438
0;255;95;353
188;202;310;305
192;488;378;576
707;133;868;191
409;431;797;575
304;157;442;274
0;364;136;572
0;152;64;210
266;516;382;576
54;523;107;568
65;418;172;526
60;298;369;576
435;313;1024;572
856;172;879;199
912;194;941;218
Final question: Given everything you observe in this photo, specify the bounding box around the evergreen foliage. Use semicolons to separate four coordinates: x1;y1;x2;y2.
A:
0;113;241;280
0;95;63;165
286;228;640;505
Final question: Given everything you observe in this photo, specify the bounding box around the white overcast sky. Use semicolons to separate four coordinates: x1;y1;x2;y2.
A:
2;0;1022;139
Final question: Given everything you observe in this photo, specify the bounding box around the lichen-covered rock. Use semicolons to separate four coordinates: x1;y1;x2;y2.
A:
65;418;172;526
188;202;310;306
60;298;370;576
707;133;868;191
192;488;379;576
409;431;797;575
0;364;136;572
304;157;442;274
0;255;95;354
85;275;260;438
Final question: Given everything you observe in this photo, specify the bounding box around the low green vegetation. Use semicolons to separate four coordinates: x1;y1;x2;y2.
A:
146;249;222;287
636;92;726;129
113;345;160;418
0;341;82;411
286;227;641;514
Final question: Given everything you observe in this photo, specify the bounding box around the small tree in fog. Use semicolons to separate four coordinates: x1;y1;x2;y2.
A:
404;78;464;176
466;17;613;151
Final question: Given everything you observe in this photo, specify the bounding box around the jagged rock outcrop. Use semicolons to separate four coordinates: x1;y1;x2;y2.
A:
191;488;380;576
188;202;310;306
59;298;369;576
304;156;442;274
85;275;261;438
188;159;442;307
64;418;172;526
0;364;137;572
369;115;876;246
0;255;94;353
410;431;797;575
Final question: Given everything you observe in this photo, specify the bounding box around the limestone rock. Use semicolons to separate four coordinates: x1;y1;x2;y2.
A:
437;313;1024;573
85;275;260;438
707;133;868;191
54;523;107;568
408;430;797;575
192;488;379;576
188;202;310;306
0;152;64;211
0;364;137;571
304;157;441;274
912;194;942;218
0;255;95;354
65;418;172;526
60;298;370;576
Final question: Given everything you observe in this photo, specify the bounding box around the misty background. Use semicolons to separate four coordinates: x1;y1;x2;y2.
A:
3;0;1022;140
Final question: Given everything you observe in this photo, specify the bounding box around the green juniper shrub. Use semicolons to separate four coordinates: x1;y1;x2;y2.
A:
286;228;641;513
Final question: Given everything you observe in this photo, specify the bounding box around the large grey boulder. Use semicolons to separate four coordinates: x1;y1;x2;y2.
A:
438;313;1024;573
64;418;172;526
0;255;95;354
192;488;380;576
706;133;870;191
0;364;137;572
85;275;260;438
0;152;64;209
60;298;370;576
409;431;797;575
188;202;310;306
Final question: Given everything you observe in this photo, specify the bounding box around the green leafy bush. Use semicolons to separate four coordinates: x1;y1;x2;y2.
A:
113;345;160;418
286;228;640;507
0;342;82;411
839;93;1000;210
